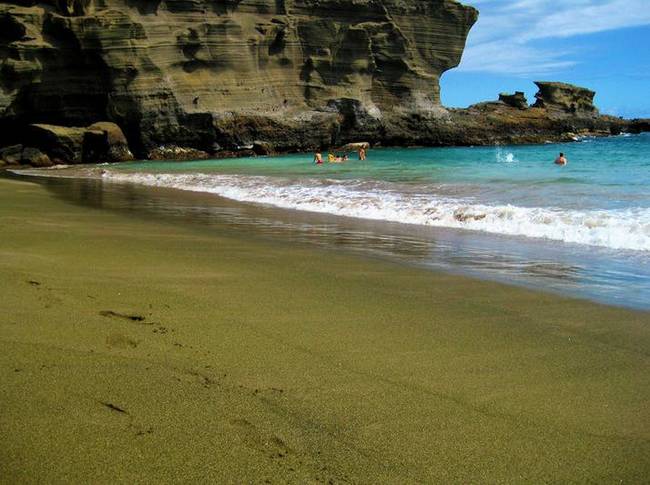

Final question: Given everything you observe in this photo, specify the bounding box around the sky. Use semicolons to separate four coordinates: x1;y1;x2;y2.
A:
440;0;650;118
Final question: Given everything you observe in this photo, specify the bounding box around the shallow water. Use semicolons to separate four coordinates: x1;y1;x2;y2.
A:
12;133;650;309
104;133;650;251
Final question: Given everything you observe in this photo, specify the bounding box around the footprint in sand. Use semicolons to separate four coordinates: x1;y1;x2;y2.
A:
99;310;148;323
105;333;139;349
229;418;292;459
27;279;63;307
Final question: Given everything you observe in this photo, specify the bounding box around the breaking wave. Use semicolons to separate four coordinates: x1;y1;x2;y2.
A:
102;171;650;252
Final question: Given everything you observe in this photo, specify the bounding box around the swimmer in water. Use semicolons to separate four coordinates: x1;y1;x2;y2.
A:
554;152;567;165
314;152;323;164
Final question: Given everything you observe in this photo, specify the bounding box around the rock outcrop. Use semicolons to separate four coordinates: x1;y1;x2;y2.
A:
627;119;650;134
20;146;51;167
533;81;598;116
0;144;23;166
28;122;133;164
499;91;528;110
0;121;132;166
85;122;134;163
0;0;478;160
0;144;52;167
439;81;625;145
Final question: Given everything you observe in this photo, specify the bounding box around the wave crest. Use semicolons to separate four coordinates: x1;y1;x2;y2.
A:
102;171;650;252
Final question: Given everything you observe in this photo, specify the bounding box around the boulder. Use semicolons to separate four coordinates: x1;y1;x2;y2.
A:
28;122;133;164
0;144;24;165
28;124;86;163
252;141;275;156
533;82;598;116
86;122;134;162
21;147;52;167
499;92;528;110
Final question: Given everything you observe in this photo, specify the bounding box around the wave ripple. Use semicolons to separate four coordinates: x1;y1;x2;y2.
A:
102;171;650;252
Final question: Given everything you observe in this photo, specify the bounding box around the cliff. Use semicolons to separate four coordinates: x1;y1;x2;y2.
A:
0;0;477;160
0;1;646;166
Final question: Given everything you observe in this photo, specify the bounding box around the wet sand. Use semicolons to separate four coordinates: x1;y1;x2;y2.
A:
1;176;649;483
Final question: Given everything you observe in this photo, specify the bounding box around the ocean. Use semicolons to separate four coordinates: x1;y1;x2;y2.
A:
17;133;650;309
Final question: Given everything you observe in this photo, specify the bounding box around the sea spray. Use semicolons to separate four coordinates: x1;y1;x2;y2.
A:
495;145;517;163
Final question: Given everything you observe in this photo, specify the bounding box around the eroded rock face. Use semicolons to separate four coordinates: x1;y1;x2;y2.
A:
0;0;478;156
0;144;23;165
627;119;650;134
0;143;52;166
26;122;133;164
533;81;598;116
21;146;52;167
499;91;527;110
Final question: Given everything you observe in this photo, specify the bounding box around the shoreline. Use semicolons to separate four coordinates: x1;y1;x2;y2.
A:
6;145;650;312
1;176;649;482
2;129;647;170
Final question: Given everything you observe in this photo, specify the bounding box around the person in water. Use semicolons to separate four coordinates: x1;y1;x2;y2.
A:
555;152;567;165
314;152;323;164
328;152;336;163
358;147;366;161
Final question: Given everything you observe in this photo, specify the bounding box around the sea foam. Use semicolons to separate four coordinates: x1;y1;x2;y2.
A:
102;171;650;252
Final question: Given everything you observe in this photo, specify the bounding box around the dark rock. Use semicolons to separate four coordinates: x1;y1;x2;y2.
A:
0;144;23;165
85;122;134;163
88;121;134;162
28;124;86;164
626;119;650;134
21;147;52;167
533;81;598;116
212;150;257;159
499;92;528;110
252;141;275;156
212;111;339;153
148;146;210;161
27;122;133;164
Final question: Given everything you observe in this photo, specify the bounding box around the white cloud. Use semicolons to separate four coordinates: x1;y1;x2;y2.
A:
458;0;650;75
523;0;650;40
459;41;576;75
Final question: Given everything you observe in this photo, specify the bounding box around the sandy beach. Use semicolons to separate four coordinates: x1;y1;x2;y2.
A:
1;175;649;483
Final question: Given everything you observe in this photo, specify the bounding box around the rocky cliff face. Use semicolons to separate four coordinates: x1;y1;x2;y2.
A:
533;81;598;116
0;0;478;157
1;1;646;166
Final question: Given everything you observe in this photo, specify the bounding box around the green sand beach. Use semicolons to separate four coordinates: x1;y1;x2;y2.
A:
1;176;649;483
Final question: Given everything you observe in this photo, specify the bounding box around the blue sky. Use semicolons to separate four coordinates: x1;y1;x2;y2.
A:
441;0;650;118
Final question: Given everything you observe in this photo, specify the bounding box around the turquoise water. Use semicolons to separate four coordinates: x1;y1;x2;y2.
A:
111;133;650;251
23;133;650;308
123;134;650;212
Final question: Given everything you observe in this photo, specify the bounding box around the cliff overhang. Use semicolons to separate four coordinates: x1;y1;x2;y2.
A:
0;1;647;166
